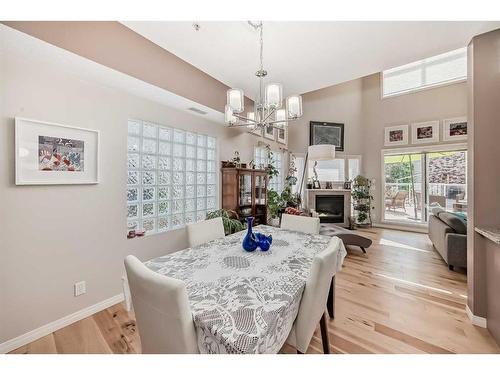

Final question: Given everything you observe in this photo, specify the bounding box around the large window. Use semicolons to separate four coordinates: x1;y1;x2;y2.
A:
383;148;467;225
382;47;467;98
254;147;283;192
127;119;218;235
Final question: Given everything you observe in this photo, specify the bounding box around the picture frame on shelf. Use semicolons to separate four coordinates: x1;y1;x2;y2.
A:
276;126;287;144
443;117;467;142
264;124;275;140
411;120;440;144
15;117;100;185
309;121;344;151
384;124;408;146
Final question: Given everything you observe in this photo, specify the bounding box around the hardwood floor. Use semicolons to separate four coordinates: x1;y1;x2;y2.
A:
10;228;499;354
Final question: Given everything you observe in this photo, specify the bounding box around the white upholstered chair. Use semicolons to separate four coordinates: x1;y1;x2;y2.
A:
124;255;199;354
287;244;337;354
186;217;225;248
280;214;320;235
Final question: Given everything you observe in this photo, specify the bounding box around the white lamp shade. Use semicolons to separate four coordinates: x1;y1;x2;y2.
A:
227;88;244;113
275;108;287;128
286;95;303;118
224;105;236;124
265;83;283;109
308;144;335;161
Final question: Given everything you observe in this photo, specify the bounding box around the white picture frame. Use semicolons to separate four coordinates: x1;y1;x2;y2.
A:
443;117;467;142
15;117;100;185
276;126;287;144
384;124;408;146
248;125;263;137
264;124;276;140
411;120;439;144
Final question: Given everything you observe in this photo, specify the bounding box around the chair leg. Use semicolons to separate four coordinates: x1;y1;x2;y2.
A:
360;246;366;253
449;264;454;271
327;275;335;318
319;313;331;354
296;349;304;354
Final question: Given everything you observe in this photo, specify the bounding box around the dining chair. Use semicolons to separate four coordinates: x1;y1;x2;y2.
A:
186;217;225;247
124;255;199;354
287;244;337;354
280;213;320;235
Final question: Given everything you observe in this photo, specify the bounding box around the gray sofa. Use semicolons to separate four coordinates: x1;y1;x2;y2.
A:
428;212;467;271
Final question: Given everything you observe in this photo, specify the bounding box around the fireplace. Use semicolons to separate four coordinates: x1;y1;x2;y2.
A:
315;195;345;223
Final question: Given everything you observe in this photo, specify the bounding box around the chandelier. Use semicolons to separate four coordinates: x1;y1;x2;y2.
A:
224;21;303;130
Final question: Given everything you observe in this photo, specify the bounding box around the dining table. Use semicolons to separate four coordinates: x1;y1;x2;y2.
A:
142;225;347;354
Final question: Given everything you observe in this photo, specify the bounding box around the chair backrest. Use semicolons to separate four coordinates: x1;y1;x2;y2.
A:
395;190;408;201
186;217;225;248
124;255;198;354
292;245;337;353
280;214;320;235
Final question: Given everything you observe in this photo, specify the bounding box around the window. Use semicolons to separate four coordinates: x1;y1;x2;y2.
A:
307;155;361;183
127;119;217;235
382;47;467;98
382;148;467;225
254;147;283;192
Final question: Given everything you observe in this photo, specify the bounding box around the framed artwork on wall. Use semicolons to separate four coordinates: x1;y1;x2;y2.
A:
15;117;100;185
264;124;275;140
248;125;263;137
443;117;467;141
276;126;287;144
411;120;440;144
309;121;344;151
384;124;409;146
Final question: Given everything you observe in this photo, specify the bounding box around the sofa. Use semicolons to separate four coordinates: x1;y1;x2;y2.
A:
428;212;467;271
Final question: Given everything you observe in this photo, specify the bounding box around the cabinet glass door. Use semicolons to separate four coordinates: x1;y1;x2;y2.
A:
239;173;252;206
254;174;266;205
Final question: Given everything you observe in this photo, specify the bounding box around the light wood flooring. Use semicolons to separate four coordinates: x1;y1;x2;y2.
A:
10;228;500;354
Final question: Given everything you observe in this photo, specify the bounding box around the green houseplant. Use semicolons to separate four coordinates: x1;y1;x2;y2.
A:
351;175;374;226
206;209;244;235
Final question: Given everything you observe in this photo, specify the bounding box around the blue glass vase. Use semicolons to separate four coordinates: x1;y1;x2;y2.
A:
242;217;258;252
255;233;273;251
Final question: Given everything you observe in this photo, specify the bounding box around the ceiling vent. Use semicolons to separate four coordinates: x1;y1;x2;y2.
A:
187;107;208;115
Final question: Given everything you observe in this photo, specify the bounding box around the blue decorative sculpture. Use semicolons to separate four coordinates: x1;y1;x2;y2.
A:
242;217;258;252
255;232;273;251
242;217;273;252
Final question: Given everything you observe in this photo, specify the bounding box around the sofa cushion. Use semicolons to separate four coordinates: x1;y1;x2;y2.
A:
437;212;467;235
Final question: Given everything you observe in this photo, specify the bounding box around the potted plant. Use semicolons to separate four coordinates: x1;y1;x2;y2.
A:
267;190;285;227
351;175;374;227
206;209;244;235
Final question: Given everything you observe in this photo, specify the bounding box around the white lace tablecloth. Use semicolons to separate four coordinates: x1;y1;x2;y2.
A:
144;225;347;354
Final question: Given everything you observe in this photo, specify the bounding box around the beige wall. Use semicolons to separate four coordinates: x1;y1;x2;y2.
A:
467;29;500;342
288;72;467;223
0;27;269;345
361;73;467;222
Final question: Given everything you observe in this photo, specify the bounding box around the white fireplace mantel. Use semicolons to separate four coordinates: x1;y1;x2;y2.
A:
306;189;352;227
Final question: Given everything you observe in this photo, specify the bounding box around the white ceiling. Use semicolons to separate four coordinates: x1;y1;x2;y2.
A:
122;21;500;98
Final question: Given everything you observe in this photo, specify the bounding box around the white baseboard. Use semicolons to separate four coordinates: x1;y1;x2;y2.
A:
466;304;487;328
0;293;124;354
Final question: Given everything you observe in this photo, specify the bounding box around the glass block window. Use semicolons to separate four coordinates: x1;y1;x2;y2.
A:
127;120;217;235
382;47;467;98
254;147;283;193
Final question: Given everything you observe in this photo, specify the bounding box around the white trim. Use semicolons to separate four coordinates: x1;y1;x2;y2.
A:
382;142;467;155
381;77;467;99
0;294;124;354
466;304;487;328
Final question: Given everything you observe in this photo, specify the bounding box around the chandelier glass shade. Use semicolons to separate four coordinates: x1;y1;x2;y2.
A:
224;22;303;130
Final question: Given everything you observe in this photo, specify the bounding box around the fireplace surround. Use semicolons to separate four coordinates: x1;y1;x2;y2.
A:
307;189;351;227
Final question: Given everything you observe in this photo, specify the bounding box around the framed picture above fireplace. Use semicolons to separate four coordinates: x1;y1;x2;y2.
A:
310;121;344;151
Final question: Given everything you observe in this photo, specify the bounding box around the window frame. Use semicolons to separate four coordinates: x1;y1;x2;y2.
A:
381;47;467;99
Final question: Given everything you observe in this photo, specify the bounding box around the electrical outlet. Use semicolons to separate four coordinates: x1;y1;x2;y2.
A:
74;281;86;297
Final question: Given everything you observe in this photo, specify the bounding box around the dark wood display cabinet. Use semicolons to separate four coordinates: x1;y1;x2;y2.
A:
221;167;268;226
